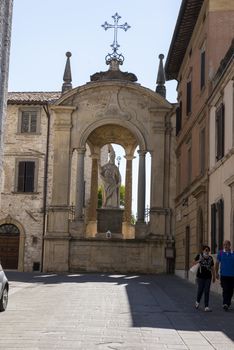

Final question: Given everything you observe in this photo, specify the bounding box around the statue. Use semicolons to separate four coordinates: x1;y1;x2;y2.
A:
100;147;121;208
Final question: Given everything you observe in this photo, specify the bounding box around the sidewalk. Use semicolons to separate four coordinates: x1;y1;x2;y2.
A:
1;272;234;349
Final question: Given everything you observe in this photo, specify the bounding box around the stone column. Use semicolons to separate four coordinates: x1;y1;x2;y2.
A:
50;106;74;206
149;113;167;236
86;153;99;236
75;147;86;220
45;106;75;273
137;150;146;222
124;154;134;223
88;154;99;221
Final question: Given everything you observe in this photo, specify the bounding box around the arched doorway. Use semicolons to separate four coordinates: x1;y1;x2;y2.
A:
0;224;20;269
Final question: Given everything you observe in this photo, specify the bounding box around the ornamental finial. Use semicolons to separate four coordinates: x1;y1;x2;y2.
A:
62;52;72;93
102;13;130;66
156;54;166;98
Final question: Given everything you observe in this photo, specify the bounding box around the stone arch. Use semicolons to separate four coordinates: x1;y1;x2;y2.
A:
79;118;147;152
0;216;25;271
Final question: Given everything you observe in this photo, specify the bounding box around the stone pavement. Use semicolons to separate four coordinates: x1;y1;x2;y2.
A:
0;272;234;350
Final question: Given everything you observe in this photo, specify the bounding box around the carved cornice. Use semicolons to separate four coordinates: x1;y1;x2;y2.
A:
90;69;137;82
224;174;234;187
150;207;170;215
191;184;206;199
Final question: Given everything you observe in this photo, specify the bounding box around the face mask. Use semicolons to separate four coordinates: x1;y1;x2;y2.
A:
203;252;209;257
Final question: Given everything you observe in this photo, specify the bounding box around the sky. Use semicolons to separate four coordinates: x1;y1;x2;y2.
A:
9;0;181;100
8;0;182;216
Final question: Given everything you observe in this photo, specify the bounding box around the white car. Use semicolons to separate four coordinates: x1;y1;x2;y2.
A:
0;263;9;311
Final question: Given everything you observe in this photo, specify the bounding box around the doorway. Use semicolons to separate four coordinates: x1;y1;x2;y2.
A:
0;224;20;269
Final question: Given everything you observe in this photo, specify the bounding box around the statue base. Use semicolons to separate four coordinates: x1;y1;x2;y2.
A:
97;208;124;234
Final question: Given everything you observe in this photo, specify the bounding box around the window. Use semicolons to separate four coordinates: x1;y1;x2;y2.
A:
216;103;225;161
19;109;40;133
177;159;181;195
211;199;224;253
186;80;192;115
17;161;35;192
187;145;192;185
197;208;204;251
176;101;182;135
200;49;206;90
200;128;205;175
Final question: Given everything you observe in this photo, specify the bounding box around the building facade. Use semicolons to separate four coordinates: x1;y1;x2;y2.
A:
208;41;234;254
165;0;234;280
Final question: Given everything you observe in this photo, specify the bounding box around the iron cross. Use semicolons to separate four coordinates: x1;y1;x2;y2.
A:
102;13;130;53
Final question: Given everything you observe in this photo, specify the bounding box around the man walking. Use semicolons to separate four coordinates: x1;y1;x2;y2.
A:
215;240;234;310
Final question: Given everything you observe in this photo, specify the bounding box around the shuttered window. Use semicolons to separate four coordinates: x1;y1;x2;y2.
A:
200;50;206;90
211;203;216;253
211;199;224;253
186;81;192;115
217;199;224;250
200;128;205;175
188;146;192;185
176;101;182;135
17;161;35;192
216;103;225;161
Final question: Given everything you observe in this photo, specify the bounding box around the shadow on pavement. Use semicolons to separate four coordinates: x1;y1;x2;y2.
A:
5;271;234;342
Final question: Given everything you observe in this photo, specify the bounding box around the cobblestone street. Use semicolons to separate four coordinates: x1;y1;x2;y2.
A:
0;272;234;349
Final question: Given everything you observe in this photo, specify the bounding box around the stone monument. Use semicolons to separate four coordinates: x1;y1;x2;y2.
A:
97;145;123;235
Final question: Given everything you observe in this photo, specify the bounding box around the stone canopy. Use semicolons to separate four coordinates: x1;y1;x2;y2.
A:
42;60;176;273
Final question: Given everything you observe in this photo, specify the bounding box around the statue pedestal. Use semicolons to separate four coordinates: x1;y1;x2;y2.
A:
97;208;124;234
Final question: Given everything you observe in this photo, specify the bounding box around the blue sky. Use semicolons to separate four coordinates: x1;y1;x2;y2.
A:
9;0;181;215
9;0;181;102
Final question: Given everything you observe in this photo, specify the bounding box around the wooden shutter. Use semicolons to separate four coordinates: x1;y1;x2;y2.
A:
221;104;225;157
176;101;182;135
25;162;35;192
211;203;216;253
216;103;225;160
18;161;25;191
188;147;192;185
200;50;205;89
218;199;224;250
17;161;35;192
186;81;192;115
200;128;205;175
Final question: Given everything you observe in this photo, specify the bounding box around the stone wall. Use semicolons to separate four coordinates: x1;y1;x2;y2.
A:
0;104;95;271
0;104;47;271
45;238;167;274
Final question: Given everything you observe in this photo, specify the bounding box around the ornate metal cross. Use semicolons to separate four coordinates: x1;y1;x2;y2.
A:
102;13;130;54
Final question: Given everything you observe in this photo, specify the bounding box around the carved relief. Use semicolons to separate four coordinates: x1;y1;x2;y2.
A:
96;88;130;120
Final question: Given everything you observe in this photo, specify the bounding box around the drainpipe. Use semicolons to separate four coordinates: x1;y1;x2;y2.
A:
41;103;51;272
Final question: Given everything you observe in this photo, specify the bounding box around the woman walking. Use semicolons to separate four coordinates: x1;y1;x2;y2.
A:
192;245;215;311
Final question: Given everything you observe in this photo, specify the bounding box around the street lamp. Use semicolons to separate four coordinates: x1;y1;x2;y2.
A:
117;156;121;168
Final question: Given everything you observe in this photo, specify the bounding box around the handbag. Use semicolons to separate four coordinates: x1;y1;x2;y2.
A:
190;262;200;274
